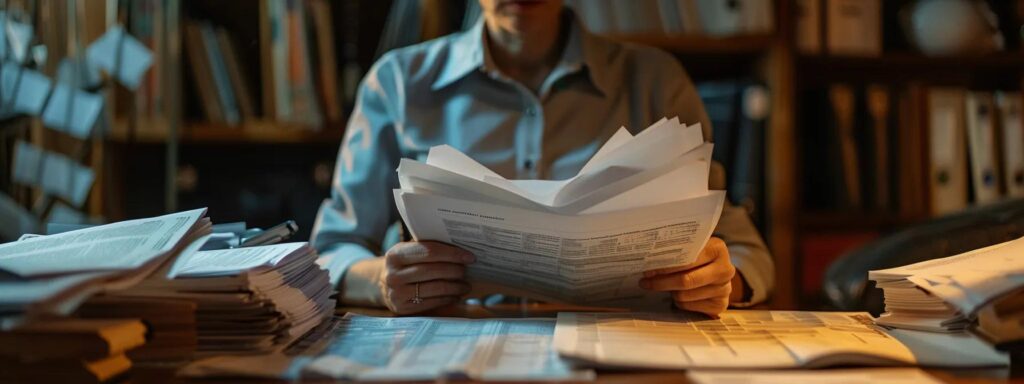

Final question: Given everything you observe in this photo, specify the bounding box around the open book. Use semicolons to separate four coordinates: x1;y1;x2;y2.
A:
394;117;725;306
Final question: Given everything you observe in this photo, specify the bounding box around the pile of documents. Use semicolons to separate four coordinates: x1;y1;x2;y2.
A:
75;296;198;361
395;117;725;306
0;209;212;329
869;236;1024;333
112;242;335;355
0;318;147;383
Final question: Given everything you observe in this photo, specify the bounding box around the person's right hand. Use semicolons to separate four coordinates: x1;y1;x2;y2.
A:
381;241;475;315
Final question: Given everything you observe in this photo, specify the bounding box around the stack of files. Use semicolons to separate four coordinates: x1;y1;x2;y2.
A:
974;288;1024;349
75;296;198;361
869;236;1024;332
0;209;212;329
110;242;335;355
395;116;725;306
0;318;146;383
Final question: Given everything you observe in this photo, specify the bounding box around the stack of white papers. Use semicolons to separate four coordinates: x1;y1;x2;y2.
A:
869;236;1024;332
114;243;335;355
0;209;212;329
395;117;725;306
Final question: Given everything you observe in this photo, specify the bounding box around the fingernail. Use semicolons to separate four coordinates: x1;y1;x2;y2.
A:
639;279;651;289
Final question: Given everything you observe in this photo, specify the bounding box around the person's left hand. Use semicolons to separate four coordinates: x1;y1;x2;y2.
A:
639;237;740;317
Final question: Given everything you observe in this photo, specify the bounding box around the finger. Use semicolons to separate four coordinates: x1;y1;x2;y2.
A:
643;237;727;277
641;261;735;291
672;282;732;303
675;297;729;317
386;262;466;285
411;280;471;299
392;296;459;315
386;241;475;268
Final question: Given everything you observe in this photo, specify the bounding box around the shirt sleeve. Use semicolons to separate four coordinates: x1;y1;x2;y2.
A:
657;57;775;307
311;53;404;287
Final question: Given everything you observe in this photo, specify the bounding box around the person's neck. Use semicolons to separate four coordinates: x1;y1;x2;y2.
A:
484;13;566;93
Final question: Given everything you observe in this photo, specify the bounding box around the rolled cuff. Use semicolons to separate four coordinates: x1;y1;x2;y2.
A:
316;243;376;287
728;245;770;308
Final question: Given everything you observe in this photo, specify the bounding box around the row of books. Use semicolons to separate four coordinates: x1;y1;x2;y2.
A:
566;0;774;36
795;0;882;56
0;210;334;382
801;84;1024;218
180;0;343;128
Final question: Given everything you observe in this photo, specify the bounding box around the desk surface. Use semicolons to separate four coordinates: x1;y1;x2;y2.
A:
126;304;1024;383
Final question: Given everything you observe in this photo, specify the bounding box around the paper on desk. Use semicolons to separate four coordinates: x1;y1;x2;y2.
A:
86;25;154;90
553;310;1004;369
302;314;593;381
168;242;306;278
871;236;1024;315
0;208;207;277
687;368;943;384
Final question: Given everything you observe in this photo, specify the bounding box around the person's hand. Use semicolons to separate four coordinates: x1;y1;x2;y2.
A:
380;241;475;315
639;237;739;317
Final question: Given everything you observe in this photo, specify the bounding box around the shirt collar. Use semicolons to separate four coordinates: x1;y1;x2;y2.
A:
431;8;612;95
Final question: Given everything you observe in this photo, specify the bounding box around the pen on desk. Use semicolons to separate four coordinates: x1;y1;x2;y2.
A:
239;220;298;247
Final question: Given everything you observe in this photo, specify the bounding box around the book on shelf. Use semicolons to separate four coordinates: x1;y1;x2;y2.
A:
965;92;1000;204
925;87;969;216
825;0;881;56
998;93;1024;198
566;0;774;37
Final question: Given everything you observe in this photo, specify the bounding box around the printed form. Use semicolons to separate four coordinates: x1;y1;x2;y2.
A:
395;117;725;305
302;314;593;381
553;310;1007;369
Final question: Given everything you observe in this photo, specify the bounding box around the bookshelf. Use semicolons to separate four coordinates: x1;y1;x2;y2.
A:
95;1;1023;311
110;120;345;144
606;33;776;55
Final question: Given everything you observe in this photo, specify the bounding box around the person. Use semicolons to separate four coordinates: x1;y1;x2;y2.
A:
312;0;774;316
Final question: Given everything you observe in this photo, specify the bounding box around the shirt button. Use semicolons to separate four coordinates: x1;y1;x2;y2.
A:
523;159;534;170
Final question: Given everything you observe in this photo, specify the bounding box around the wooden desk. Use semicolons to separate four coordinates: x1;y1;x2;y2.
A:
127;304;1024;383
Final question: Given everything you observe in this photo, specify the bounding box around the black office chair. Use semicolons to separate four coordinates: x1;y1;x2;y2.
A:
823;198;1024;315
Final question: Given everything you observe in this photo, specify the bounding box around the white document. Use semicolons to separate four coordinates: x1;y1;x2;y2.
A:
41;83;104;139
399;191;724;305
0;62;52;118
168;242;306;278
871;236;1024;317
13;141;96;207
552;310;1001;369
688;368;943;384
86;25;154;90
302;314;593;381
0;208;206;277
396;117;725;306
0;12;33;63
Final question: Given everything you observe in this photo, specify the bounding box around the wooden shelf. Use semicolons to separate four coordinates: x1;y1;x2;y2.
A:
797;211;925;232
109;119;345;145
796;52;1024;85
603;33;776;55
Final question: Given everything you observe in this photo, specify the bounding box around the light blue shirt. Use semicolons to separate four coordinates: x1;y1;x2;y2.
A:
311;10;774;306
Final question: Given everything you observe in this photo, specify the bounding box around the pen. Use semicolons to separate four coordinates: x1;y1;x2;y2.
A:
239;220;298;247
